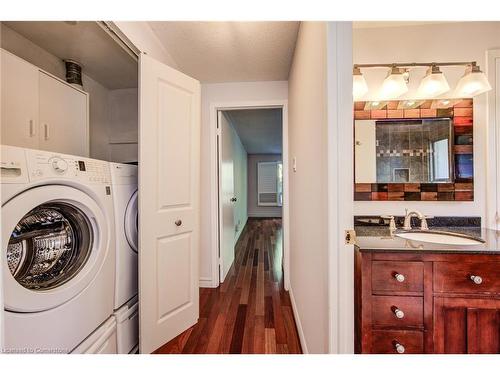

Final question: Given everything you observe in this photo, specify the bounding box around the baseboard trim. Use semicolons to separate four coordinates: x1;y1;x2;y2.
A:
248;212;282;218
199;277;216;288
288;286;308;354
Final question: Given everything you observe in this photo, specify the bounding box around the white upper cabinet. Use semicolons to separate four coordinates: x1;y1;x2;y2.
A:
1;49;39;149
39;72;88;156
1;49;89;157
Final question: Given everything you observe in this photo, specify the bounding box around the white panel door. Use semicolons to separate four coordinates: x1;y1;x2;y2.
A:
139;53;200;354
354;120;376;183
219;111;235;282
1;49;39;149
39;71;89;157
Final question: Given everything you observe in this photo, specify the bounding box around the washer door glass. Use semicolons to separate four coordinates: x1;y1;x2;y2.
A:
6;202;93;290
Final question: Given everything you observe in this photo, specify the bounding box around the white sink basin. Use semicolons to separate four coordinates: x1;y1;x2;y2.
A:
395;231;484;246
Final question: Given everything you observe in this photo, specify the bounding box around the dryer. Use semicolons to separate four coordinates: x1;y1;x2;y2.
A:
109;162;138;310
1;145;115;353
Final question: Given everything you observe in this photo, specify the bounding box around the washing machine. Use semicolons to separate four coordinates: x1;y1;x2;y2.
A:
110;162;138;310
1;145;116;353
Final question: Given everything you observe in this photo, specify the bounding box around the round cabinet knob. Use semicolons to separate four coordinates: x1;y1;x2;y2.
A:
230;197;237;202
470;275;483;285
394;342;405;354
394;273;405;283
393;307;405;319
51;158;68;173
175;220;182;227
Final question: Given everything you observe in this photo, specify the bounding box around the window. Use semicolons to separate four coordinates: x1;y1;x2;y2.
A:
257;161;283;207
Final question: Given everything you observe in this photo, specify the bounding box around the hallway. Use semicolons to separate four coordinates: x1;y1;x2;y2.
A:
154;218;302;354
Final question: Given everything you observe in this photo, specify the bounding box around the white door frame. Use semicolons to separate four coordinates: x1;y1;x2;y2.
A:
209;100;290;290
486;49;500;230
327;21;354;354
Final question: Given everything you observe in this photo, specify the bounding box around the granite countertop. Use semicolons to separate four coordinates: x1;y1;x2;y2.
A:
355;226;500;254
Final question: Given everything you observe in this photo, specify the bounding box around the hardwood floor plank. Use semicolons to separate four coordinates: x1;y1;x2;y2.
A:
283;306;302;354
253;315;265;354
154;218;301;354
265;328;277;354
229;304;247;353
265;295;275;328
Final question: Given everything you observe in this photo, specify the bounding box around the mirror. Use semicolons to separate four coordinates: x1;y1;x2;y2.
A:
353;99;474;201
355;118;453;184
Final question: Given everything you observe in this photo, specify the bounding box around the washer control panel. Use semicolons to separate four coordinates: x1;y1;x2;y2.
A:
26;150;111;184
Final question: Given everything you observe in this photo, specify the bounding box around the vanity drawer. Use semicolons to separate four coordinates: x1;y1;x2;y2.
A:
371;330;424;354
372;296;424;328
434;262;500;294
372;261;423;292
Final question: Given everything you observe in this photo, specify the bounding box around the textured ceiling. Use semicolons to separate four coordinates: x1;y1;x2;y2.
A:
148;22;299;83
225;108;282;155
353;21;453;29
4;21;138;89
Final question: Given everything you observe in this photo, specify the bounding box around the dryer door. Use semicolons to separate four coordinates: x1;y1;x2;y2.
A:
124;189;138;253
2;185;110;312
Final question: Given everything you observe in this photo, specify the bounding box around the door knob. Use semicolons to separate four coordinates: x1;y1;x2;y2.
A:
175;220;182;226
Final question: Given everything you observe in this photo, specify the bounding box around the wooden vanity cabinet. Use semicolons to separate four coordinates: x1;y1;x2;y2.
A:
355;250;500;354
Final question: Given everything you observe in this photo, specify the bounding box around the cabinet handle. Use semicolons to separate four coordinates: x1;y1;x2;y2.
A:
29;119;35;137
44;124;50;140
394;342;405;354
175;220;182;227
394;273;405;283
470;275;483;285
392;307;405;319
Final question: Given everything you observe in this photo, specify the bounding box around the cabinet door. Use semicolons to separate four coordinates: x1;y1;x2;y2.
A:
39;72;88;156
1;49;39;148
434;297;500;353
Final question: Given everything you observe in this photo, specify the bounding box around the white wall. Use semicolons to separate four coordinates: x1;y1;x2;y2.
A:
288;22;329;354
247;154;283;218
200;81;288;286
108;88;138;163
353;22;500;221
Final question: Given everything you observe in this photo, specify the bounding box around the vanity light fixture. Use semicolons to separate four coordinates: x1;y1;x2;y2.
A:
353;66;368;100
380;66;409;99
455;63;492;97
417;65;450;98
353;61;492;100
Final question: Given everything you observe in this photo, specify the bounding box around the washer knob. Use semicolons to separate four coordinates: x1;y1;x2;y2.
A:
52;158;68;173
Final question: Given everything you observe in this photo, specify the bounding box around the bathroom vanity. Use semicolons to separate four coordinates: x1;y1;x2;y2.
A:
355;226;500;354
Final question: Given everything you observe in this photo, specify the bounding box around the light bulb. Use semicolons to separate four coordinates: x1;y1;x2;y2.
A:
455;65;492;97
381;67;408;99
353;67;368;100
417;65;450;98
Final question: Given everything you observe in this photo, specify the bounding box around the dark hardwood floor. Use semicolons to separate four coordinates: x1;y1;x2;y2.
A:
154;218;302;354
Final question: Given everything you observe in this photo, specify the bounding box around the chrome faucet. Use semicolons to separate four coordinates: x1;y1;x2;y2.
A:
403;209;429;231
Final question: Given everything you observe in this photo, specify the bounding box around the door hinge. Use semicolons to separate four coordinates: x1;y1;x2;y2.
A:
345;229;357;245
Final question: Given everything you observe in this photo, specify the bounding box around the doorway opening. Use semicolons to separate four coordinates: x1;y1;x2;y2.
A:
217;108;285;285
212;103;290;292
